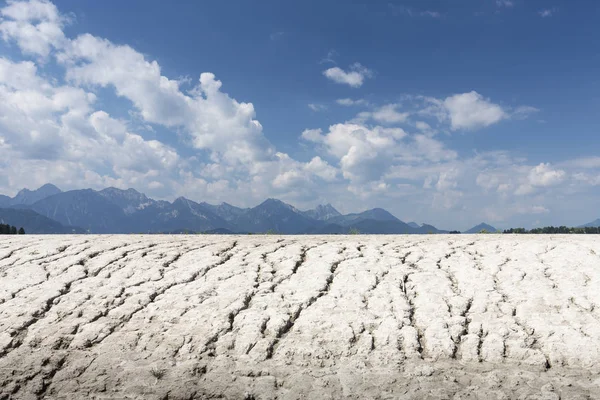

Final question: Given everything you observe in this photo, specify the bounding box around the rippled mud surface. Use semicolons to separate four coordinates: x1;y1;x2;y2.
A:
1;235;599;399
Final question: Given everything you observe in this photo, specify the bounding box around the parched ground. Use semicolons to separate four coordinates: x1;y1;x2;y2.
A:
1;235;600;400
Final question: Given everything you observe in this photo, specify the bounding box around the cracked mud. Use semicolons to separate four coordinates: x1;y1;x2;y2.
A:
1;235;600;399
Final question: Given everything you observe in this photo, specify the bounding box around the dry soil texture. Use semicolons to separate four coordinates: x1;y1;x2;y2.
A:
1;235;600;400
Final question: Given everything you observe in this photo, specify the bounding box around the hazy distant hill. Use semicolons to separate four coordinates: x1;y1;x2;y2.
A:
464;223;498;233
0;195;10;207
29;189;127;233
0;208;84;234
578;218;600;228
348;219;417;234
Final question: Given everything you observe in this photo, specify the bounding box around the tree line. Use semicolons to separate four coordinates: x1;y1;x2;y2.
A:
503;226;600;234
0;224;25;234
445;226;600;234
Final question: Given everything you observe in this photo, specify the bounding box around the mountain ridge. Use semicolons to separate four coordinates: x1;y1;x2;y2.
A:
0;184;450;234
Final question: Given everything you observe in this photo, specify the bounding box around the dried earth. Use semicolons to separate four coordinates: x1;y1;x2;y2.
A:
1;235;600;399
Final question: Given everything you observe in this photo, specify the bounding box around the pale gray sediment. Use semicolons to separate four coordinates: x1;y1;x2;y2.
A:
1;235;599;399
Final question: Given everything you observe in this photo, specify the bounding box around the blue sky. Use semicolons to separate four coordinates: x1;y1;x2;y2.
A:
0;0;599;230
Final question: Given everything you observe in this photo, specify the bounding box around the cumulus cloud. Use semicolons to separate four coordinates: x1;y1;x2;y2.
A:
302;123;405;182
301;122;457;186
0;56;180;194
0;0;340;205
413;92;535;131
59;34;273;165
443;91;507;130
0;0;66;57
370;104;409;124
304;157;338;182
323;63;373;88
528;163;566;187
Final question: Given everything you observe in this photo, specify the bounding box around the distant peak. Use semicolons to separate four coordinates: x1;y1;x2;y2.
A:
465;222;498;233
261;198;286;207
38;183;61;192
11;183;62;205
101;186;140;194
320;203;340;212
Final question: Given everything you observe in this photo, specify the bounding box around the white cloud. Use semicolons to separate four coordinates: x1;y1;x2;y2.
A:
323;63;373;88
414;92;534;131
351;103;409;125
58;33;275;165
572;173;600;186
512;105;540;119
0;56;181;195
530;205;550;214
435;168;459;191
389;5;442;18
413;135;457;162
0;0;66;57
496;0;514;7
421;11;442;18
270;31;284;41
443;91;507;130
336;98;368;106
320;49;337;65
528;163;566;187
301;128;324;143
302;123;405;182
539;8;557;18
308;103;327;112
304;157;338;182
301;122;458;185
563;157;600;169
371;104;409;124
415;121;431;132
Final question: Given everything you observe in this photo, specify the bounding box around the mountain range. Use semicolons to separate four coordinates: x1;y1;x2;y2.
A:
0;184;454;234
2;184;597;234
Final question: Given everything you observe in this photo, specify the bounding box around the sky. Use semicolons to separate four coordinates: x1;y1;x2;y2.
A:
0;0;599;231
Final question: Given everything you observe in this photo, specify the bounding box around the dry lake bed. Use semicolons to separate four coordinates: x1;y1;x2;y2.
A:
1;235;600;399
